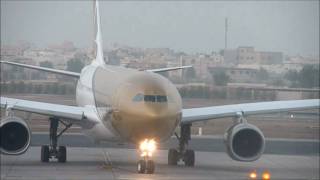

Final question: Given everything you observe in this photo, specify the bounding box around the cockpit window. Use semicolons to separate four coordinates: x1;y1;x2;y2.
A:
144;95;156;102
132;94;168;103
132;93;144;102
156;95;167;102
167;95;174;103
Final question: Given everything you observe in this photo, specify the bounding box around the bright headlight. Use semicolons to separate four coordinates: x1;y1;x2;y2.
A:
249;171;257;179
139;139;157;157
262;171;271;180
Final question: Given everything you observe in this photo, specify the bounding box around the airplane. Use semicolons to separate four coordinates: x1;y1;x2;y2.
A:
0;0;319;174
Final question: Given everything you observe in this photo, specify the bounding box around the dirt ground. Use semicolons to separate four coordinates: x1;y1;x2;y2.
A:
1;94;319;140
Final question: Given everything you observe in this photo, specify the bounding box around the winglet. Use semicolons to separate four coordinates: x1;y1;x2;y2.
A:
92;0;107;66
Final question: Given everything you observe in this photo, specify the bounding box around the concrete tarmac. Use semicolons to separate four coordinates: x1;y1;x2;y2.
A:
30;133;320;155
1;147;318;180
1;134;319;180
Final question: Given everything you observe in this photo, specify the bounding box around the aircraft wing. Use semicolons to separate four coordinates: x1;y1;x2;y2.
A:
1;61;80;78
147;65;192;73
0;97;96;124
181;99;319;124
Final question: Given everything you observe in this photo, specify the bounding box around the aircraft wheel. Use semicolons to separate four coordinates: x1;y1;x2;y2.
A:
41;145;49;162
168;148;178;165
146;160;155;174
58;146;66;163
184;149;195;167
137;160;146;174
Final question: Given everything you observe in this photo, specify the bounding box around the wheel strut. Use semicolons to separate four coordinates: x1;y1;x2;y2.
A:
168;124;195;166
41;117;72;163
49;117;59;156
179;124;191;154
137;139;156;174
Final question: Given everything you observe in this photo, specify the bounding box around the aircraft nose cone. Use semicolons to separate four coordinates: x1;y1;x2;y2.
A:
120;102;171;123
109;72;182;142
143;104;169;120
112;102;179;142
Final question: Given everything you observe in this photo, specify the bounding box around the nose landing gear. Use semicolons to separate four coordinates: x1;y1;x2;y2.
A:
137;139;156;174
137;158;155;174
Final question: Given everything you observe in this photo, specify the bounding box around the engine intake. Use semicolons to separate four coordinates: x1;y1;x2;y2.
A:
224;123;265;162
0;116;31;155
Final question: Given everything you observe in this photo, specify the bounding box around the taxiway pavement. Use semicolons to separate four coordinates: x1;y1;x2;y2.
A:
1;147;318;180
30;133;320;155
1;134;319;180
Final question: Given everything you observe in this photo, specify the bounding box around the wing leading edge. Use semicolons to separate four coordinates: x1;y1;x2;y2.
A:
1;61;80;78
182;99;319;124
0;97;96;124
147;65;192;73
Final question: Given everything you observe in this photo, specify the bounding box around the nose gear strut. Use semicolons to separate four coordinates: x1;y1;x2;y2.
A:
137;139;156;174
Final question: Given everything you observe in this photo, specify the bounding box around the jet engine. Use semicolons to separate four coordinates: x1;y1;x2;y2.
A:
224;123;265;162
0;116;31;155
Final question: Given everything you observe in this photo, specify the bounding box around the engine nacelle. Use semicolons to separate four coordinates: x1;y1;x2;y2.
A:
0;116;31;155
224;123;265;162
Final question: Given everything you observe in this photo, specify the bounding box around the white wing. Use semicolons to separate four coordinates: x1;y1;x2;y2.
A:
1;61;80;78
182;99;319;124
0;97;96;125
147;66;192;73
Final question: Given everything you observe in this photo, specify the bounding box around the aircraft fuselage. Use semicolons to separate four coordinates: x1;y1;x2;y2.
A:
76;64;182;143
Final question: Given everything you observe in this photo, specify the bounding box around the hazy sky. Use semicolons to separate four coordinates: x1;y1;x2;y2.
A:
1;1;319;56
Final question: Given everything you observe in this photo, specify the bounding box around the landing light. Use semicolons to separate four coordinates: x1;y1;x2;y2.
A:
139;139;157;157
249;171;257;179
262;171;271;180
249;170;271;180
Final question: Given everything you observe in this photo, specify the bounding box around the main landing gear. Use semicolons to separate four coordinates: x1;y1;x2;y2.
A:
137;139;156;174
168;124;195;166
41;117;72;163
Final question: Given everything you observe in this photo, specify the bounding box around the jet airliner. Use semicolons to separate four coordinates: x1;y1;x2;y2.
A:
1;0;319;174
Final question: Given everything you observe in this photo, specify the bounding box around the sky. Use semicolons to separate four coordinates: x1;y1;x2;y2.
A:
1;0;319;56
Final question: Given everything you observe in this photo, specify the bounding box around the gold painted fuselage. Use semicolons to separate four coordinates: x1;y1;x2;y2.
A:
93;65;182;143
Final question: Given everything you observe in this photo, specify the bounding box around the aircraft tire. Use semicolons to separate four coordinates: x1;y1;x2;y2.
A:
41;145;50;162
58;146;67;163
184;149;195;167
146;160;155;174
168;148;178;165
137;160;146;173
